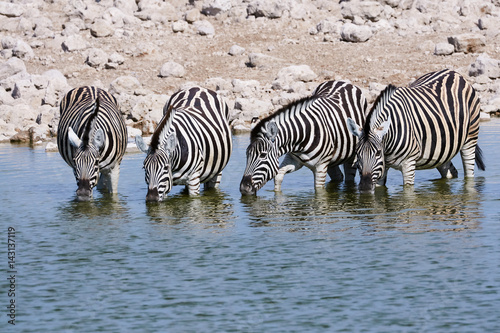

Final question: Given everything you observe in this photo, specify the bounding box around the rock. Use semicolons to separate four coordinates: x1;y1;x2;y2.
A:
316;17;342;35
229;44;245;56
247;0;290;19
86;48;108;68
184;8;200;23
193;20;215;36
0;2;24;17
247;52;281;69
469;54;500;79
202;0;232;16
159;61;185;78
340;23;373;43
107;52;125;66
42;70;70;107
45;141;58;152
232;97;273;123
341;0;385;22
12;40;34;60
448;34;486;54
109;76;142;95
0;57;26;80
434;42;455;56
272;65;317;91
90;19;115;37
1;36;16;49
172;20;189;33
61;35;90;52
232;79;260;97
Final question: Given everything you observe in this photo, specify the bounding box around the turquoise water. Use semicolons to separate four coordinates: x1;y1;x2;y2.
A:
1;119;500;332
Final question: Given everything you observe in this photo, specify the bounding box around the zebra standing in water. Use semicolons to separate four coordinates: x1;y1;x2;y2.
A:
347;69;485;192
240;80;367;195
58;86;128;197
135;86;232;201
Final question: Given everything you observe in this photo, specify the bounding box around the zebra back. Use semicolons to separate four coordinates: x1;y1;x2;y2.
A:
57;86;127;171
251;80;367;163
151;86;232;185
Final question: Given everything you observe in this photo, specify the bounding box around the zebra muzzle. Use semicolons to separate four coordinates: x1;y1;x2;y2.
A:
240;175;256;195
359;173;375;193
76;179;92;197
146;187;160;202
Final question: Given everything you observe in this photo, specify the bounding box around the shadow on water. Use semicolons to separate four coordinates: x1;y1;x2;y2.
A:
240;177;484;233
145;188;236;228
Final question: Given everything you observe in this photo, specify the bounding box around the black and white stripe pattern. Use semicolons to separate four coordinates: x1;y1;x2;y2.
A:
135;86;232;201
57;86;127;197
240;80;368;195
347;69;485;192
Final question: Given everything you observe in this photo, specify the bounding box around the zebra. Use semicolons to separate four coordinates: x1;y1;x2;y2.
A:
347;69;485;193
240;80;368;195
57;86;127;197
135;86;232;201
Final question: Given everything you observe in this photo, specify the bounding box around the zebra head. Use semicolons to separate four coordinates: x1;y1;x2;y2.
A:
347;117;391;193
136;133;176;202
68;127;105;197
240;121;279;195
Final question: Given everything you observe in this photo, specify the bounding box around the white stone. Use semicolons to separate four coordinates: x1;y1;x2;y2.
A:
0;57;26;80
448;34;486;54
202;0;232;16
194;20;215;36
434;42;455;56
61;35;90;52
229;45;245;56
86;48;109;68
90;19;115;38
109;76;142;95
0;2;24;17
159;61;185;78
469;54;500;79
341;23;373;43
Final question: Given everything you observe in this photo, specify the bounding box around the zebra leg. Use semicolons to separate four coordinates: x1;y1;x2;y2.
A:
314;162;330;189
205;172;222;190
437;161;458;179
460;141;477;178
97;165;120;193
401;160;416;186
327;165;344;182
274;153;303;191
343;158;357;182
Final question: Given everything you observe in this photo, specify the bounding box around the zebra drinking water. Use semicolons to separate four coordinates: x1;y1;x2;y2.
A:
135;86;232;201
347;69;485;193
240;80;368;195
57;86;127;197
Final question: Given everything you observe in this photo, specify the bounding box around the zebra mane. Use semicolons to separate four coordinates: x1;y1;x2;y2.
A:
150;104;175;151
250;95;316;140
81;97;100;146
364;84;397;134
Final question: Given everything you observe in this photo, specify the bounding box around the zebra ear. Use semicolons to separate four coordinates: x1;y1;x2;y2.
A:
164;133;177;155
93;128;105;151
135;135;149;154
374;117;391;139
347;118;363;138
266;121;278;142
68;127;82;148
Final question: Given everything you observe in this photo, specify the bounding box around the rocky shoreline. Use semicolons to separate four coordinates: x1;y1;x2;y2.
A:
1;0;500;148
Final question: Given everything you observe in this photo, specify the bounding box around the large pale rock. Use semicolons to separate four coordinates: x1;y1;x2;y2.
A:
109;76;142;95
247;0;291;19
448;34;486;54
469;54;500;79
247;52;282;69
12;40;34;60
159;61;185;78
272;65;317;90
194;20;215;36
434;42;455;56
202;0;232;16
341;23;373;43
90;19;115;37
0;2;24;17
86;48;109;68
341;0;385;22
61;35;90;52
0;57;26;80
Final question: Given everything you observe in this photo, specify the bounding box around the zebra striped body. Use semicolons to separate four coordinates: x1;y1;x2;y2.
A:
240;80;368;195
135;86;232;201
57;86;127;197
347;69;485;192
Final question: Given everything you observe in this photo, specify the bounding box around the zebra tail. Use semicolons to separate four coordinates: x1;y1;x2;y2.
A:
475;145;486;171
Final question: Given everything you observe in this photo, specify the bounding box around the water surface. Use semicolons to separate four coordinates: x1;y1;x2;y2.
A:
1;119;500;332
